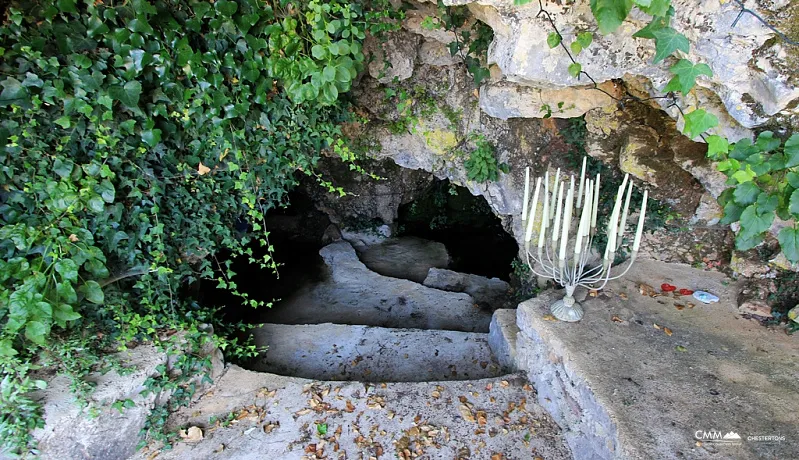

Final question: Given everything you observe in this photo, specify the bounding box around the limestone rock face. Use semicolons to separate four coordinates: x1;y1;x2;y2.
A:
451;0;798;140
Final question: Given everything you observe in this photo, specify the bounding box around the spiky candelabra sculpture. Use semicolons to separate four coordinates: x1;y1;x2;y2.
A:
521;157;648;322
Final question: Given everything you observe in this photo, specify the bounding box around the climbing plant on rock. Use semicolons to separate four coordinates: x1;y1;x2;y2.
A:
518;0;799;262
0;0;398;454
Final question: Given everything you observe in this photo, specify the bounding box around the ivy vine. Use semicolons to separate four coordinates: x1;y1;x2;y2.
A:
0;0;398;454
519;0;799;262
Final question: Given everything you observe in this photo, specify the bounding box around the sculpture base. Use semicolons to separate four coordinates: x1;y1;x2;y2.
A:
550;295;584;322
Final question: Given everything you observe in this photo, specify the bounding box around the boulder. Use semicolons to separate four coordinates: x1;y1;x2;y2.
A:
423;267;511;310
357;236;450;283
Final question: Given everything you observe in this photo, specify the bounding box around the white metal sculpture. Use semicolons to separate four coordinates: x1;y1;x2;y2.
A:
521;157;648;322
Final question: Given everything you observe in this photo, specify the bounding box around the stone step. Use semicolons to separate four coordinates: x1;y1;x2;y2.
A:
354;235;450;283
263;241;492;332
133;366;572;460
248;323;503;382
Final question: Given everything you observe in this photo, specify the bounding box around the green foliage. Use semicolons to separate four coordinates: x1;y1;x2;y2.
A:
651;27;690;63
568;62;583;78
590;0;633;35
0;361;46;456
435;1;493;86
663;59;712;95
547;32;562;49
682;109;719;140
463;134;508;183
713;132;799;261
0;0;398;454
570;32;594;55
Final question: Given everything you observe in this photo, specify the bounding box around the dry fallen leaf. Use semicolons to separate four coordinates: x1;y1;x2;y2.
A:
179;426;203;442
69;233;79;242
542;314;557;321
653;323;661;330
638;283;657;297
618;292;628;300
687;302;695;309
198;162;211;176
611;315;624;323
500;380;509;387
664;327;673;336
675;303;685;311
431;390;440;399
588;289;598;297
459;405;476;423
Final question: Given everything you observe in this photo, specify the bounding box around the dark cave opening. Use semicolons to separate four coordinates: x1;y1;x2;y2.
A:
200;178;519;331
396;179;518;281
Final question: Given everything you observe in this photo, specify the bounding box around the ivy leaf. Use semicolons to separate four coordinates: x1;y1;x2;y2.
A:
25;321;50;346
738;204;774;241
568;62;582;78
633;14;669;39
97;180;116;203
720;201;743;225
663;59;712;95
756;192;778;214
53;303;81;326
55;116;71;128
789;189;799;215
570;41;583;54
590;0;633;35
57;0;77;14
735;233;764;251
731;165;756;184
682;109;717;139
0;77;29;106
56;282;78;304
109;81;142;107
141;128;162;147
783;134;799;167
787;172;799;189
55;258;79;282
80;281;105;304
732;182;760;206
54;158;74;177
547;32;561;49
778;227;799;263
635;0;671;17
705;135;729;160
577;32;594;49
755;131;780;152
0;340;17;357
651;27;689;63
216;0;238;17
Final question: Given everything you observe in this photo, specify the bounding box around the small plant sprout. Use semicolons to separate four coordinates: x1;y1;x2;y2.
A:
521;159;649;322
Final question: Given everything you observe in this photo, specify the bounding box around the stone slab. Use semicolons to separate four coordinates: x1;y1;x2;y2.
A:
249;323;502;382
265;241;491;332
516;259;799;459
424;267;512;310
488;309;519;372
356;236;450;284
133;366;572;460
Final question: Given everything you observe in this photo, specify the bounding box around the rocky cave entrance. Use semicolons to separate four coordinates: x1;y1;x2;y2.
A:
199;175;520;380
395;179;518;281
